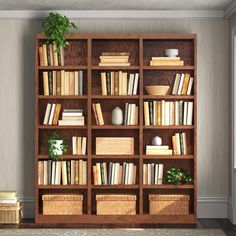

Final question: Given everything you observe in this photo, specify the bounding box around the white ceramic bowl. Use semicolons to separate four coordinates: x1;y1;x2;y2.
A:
165;49;179;57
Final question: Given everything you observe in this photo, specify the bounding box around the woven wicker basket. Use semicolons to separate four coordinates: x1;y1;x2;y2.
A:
42;194;83;215
149;194;189;215
96;194;136;215
0;202;22;224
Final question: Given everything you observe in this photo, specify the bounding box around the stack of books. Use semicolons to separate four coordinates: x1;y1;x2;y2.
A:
58;109;85;126
100;71;139;95
172;132;187;155
143;163;164;185
42;70;83;96
124;103;139;125
38;160;87;185
172;73;194;95
92;103;104;125
99;52;130;66
144;100;193;126
150;57;184;66
38;44;64;66
93;162;136;185
0;191;18;204
146;145;173;155
72;136;87;155
43;103;61;125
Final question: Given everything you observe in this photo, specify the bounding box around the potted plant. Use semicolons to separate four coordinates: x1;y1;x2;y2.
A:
165;168;194;185
42;12;77;51
47;131;67;161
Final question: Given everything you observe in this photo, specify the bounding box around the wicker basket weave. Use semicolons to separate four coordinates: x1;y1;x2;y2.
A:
42;194;83;215
149;194;189;215
96;194;136;215
0;202;22;224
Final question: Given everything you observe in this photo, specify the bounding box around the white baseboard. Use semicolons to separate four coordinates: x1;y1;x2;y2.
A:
20;196;231;219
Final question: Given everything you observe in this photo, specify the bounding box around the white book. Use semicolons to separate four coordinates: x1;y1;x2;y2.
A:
183;102;188;125
51;161;56;185
74;71;79;95
132;73;139;95
103;163;108;185
79;70;83;95
58;119;85;126
96;163;101;185
169;101;174;125
0;198;17;203
175;133;181;155
158;164;163;185
177;73;185;95
48;103;56;125
128;73;135;95
128;163;133;185
182;132;187;155
187;102;193;125
81;137;87;155
172;73;181;95
43;161;48;185
115;163;120;185
175;101;179;125
154;164;159;185
187;77;194;95
43;103;52;125
111;163;116;185
62;112;83;117
143;164;147;185
165;101;170;126
64;71;70;95
129;104;136;125
147;164;151;185
122;72;128;95
146;145;169;150
125;163;129;185
127;104;132;125
55;161;62;185
161;100;165;125
82;161;87;185
72;137;77;155
62;161;68;185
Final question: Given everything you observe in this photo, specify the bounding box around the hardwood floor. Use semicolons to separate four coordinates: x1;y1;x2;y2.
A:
0;219;235;235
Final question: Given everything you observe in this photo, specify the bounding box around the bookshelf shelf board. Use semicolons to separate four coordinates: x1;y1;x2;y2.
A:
38;154;88;160
38;185;88;189
143;125;194;129
143;95;194;100
91;95;139;100
143;66;195;70
38;66;88;70
92;185;139;189
142;184;194;189
91;155;138;159
142;155;194;159
38;125;88;129
92;66;140;70
91;125;140;129
38;95;88;100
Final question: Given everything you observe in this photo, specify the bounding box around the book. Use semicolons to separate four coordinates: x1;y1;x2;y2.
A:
52;71;57;95
144;102;150;125
172;135;177;155
157;101;161;125
133;73;139;95
177;73;185;95
51;161;56;185
172;73;181;95
95;103;104;125
75;161;79;184
62;161;68;185
92;103;99;125
79;70;84;95
82;161;87;185
158;164;164;185
152;57;181;61
146;145;169;150
102;52;129;56
0;192;17;198
99;63;130;66
38;46;43;66
42;44;48;66
52;104;61;125
81;137;87;155
77;137;82;155
43;103;52;125
48;71;53;95
60;47;65;66
122;72;128;95
58;119;85;126
187;77;194;95
161;100;165;125
182;132;187;155
175;133;181;155
187;102;193;125
71;160;75;185
69;71;75;95
93;165;98;185
55;161;62;185
49;44;54;66
106;72;111;95
72;136;77;155
66;161;71;185
48;103;56;125
150;60;184;66
79;160;83;185
149;101;153;125
110;71;115;95
114;72;119;95
56;71;61;95
181;73;191;95
183;102;188;125
118;71;123;95
38;161;44;185
128;73;134;95
64;71;70;95
46;44;51;66
146;149;173;155
74;71;79;95
53;43;58;66
101;72;107;95
43;71;49;95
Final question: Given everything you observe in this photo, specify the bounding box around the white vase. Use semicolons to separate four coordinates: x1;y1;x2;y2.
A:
54;140;63;155
152;136;162;146
111;107;123;125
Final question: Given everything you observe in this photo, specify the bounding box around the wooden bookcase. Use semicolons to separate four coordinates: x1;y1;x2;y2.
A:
35;33;197;225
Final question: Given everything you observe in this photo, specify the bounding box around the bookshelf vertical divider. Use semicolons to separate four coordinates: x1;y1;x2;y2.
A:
35;33;197;225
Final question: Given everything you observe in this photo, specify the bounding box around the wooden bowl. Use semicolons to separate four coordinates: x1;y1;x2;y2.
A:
145;85;170;95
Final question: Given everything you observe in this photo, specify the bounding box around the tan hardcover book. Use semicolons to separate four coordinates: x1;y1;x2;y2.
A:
187;101;193;125
96;163;102;185
43;103;52;125
95;103;104;125
43;161;48;185
60;47;65;66
122;72;128;95
118;165;123;185
175;101;179;125
103;162;108;185
99;62;130;66
69;71;75;95
38;161;44;185
102;52;129;56
133;165;136;184
135;105;139;125
157;101;161;125
51;161;56;185
77;137;82;155
43;71;49;95
100;58;129;63
42;44;48;66
92;103;99;125
144;102;150;125
79;160;83;185
150;60;184;66
49;44;54;66
52;71;57;95
64;71;70;95
118;71;123;95
143;164;147;185
52;43;58;66
56;71;61;95
38;46;43;66
187;77;194;95
58;119;84;126
170;102;175;125
172;73;181;95
110;71;115;95
172;135;177;155
61;70;65;95
161;100;165;125
71;160;75;185
114;72;119;95
152;57;181;61
75;161;79;184
72;136;77;155
130;104;136;125
146;149;173;155
181;73;191;95
48;104;56;125
81;137;87;155
175;133;181;155
74;71;79;95
52;104;61;125
82;161;87;185
101;72;107;95
182;132;187;155
62;161;68;185
93;165;98;185
165;101;170;126
153;101;157;126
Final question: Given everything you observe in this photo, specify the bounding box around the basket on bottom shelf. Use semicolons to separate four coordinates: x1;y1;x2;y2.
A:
96;194;136;215
42;194;83;215
0;202;22;224
149;194;189;215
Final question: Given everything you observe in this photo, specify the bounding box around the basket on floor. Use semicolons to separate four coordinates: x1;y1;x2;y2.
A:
0;202;22;224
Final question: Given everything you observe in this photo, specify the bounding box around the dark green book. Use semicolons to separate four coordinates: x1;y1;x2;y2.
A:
46;44;51;66
100;163;105;185
48;160;52;185
149;101;153;125
106;72;111;95
67;161;71;185
48;71;53;95
58;50;61;66
179;133;184;155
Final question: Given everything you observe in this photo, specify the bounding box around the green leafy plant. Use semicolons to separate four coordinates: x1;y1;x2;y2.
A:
47;131;67;161
42;12;77;51
165;168;194;185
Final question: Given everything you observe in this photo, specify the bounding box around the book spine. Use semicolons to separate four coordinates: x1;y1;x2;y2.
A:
106;72;111;95
114;72;119;95
149;101;153;125
46;44;51;66
67;161;71;185
56;71;61;95
79;71;83;95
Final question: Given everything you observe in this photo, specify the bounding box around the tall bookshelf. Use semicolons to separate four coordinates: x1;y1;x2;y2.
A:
35;33;197;225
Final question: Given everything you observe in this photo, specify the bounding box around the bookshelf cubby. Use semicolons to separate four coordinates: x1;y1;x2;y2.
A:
35;33;197;225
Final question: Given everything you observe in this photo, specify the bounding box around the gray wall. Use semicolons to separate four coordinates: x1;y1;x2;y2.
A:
0;19;230;217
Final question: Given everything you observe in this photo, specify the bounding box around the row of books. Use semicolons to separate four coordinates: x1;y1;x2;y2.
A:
146;145;173;155
150;57;184;66
124;103;139;125
0;191;18;204
92;103;104;125
39;44;64;66
93;162;137;185
143;163;164;185
172;73;194;95
43;103;61;125
100;72;139;95
38;160;87;185
72;136;87;155
144;100;193;126
59;109;85;126
43;70;84;96
99;52;130;66
172;132;187;155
